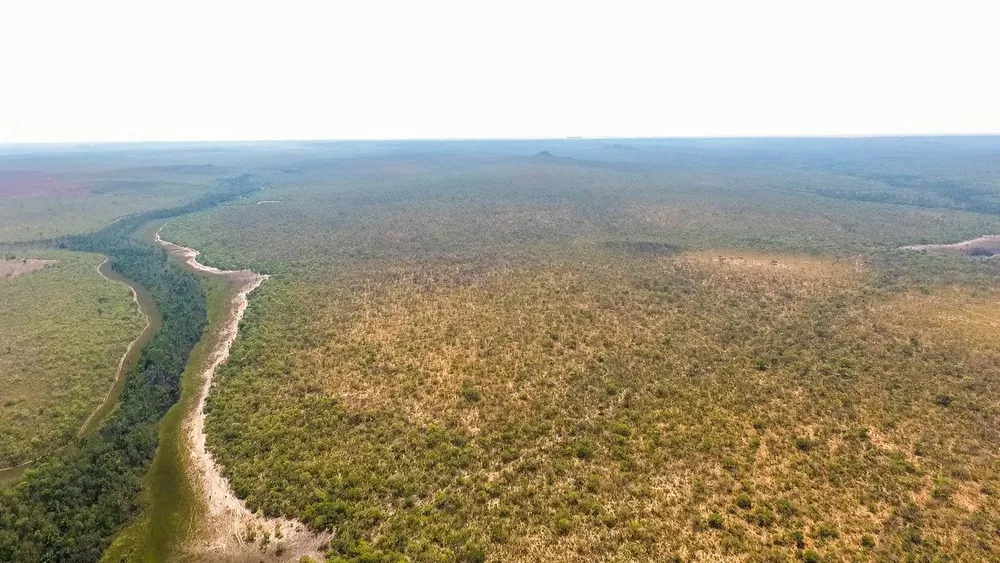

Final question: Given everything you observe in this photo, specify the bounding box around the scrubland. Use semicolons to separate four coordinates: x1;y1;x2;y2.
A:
158;140;1000;562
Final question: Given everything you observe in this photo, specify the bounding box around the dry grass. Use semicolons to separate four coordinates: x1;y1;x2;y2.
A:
203;248;1000;561
0;258;56;279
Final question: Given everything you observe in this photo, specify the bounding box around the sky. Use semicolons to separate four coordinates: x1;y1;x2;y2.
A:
1;0;999;143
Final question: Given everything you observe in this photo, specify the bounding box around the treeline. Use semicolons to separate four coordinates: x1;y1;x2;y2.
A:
812;167;1000;217
0;175;259;562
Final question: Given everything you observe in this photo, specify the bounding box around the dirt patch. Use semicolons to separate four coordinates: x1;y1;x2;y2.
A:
155;228;329;562
0;258;56;279
903;235;1000;257
682;251;864;280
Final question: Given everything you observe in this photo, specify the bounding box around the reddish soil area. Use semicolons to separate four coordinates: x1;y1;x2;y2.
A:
0;171;89;198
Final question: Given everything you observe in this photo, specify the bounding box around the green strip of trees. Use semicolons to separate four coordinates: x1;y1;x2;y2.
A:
0;175;258;562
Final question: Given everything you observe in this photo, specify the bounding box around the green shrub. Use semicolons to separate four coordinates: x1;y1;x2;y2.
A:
553;511;573;535
747;506;775;527
792;530;805;549
736;494;753;510
815;525;838;540
708;512;724;530
573;440;595;460
776;499;798;518
461;381;482;402
457;544;487;563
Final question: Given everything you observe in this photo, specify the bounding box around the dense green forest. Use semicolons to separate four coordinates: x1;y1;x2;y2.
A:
0;175;258;562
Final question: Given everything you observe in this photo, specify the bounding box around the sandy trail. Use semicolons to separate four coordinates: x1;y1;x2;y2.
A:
155;227;329;562
77;257;151;434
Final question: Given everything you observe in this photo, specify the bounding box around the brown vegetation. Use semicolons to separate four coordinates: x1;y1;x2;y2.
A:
157;143;1000;561
0;258;55;278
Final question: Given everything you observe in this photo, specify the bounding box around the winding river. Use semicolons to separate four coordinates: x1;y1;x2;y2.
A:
147;226;327;562
1;223;325;560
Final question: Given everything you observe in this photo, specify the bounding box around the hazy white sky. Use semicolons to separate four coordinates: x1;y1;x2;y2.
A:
1;0;998;143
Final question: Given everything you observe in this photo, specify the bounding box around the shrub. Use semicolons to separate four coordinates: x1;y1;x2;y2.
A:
815;524;838;540
461;381;482;402
931;476;954;500
722;457;740;474
573;440;595;460
776;499;798;518
736;494;752;510
747;506;775;527
457;544;487;563
708;512;724;529
553;511;573;535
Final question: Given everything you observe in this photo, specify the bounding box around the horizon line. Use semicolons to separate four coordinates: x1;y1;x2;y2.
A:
3;132;1000;148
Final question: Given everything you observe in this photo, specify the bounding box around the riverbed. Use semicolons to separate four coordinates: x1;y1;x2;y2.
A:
102;222;327;562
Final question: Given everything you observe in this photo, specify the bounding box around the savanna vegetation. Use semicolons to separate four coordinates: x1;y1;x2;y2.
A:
0;175;258;562
153;137;1000;561
4;138;1000;562
0;250;145;467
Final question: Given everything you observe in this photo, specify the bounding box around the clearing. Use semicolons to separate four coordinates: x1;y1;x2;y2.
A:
0;258;55;279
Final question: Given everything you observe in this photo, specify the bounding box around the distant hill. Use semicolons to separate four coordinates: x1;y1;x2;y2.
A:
533;150;555;158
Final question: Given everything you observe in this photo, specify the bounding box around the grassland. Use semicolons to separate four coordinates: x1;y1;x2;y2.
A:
0;250;145;467
156;139;1000;562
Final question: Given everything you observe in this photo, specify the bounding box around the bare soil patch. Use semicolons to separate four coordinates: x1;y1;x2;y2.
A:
903;235;1000;257
0;259;56;279
681;250;864;280
604;240;683;256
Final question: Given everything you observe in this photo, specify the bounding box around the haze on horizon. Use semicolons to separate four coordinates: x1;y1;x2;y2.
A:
2;0;999;144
